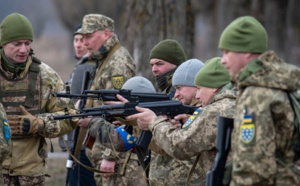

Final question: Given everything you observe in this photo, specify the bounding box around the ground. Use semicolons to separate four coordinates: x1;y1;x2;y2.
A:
45;138;68;185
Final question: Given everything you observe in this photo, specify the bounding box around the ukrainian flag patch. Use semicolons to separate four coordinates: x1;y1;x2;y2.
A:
3;118;10;142
240;114;255;144
182;107;201;128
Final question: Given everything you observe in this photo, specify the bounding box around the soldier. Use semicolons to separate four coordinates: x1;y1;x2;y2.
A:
97;59;206;185
81;76;154;186
219;16;300;185
150;39;186;97
76;14;136;185
127;57;236;185
58;25;96;186
0;102;10;185
0;13;78;185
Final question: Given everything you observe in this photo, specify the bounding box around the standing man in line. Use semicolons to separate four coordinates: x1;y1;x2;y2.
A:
58;25;97;186
219;16;300;185
127;57;236;185
0;13;78;185
76;14;136;186
150;39;186;97
146;39;205;185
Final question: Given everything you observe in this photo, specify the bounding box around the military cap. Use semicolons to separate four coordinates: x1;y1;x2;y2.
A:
78;14;115;34
0;13;33;45
149;39;186;66
194;57;230;88
219;16;268;53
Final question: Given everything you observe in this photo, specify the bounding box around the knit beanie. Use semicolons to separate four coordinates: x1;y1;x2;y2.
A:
172;58;204;87
194;57;230;88
0;13;33;45
219;16;268;53
149;39;186;66
122;76;156;93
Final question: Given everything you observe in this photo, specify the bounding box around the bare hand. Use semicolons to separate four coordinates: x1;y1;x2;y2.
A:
100;159;115;178
174;114;190;124
169;119;182;129
103;94;129;105
77;117;92;128
126;106;157;131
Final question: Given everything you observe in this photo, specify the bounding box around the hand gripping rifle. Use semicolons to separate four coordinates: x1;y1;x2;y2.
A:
51;100;198;177
206;116;234;186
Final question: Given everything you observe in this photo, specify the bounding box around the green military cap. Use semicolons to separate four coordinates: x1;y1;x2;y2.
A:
219;16;268;53
78;14;115;34
149;39;186;66
0;13;33;45
194;57;230;88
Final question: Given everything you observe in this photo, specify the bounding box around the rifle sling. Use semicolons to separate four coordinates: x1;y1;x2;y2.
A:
63;138;119;175
73;43;121;160
187;154;201;183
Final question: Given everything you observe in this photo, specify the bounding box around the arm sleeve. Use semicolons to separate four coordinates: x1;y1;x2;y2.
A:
37;63;78;138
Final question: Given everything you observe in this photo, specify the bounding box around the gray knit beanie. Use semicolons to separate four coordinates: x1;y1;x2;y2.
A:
122;76;156;93
172;58;204;87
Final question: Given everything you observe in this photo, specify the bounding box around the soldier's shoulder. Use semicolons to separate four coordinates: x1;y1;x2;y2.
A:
39;62;62;82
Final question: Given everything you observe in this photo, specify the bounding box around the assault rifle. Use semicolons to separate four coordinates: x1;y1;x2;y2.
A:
206;116;234;186
51;89;170;103
50;100;197;121
49;100;198;148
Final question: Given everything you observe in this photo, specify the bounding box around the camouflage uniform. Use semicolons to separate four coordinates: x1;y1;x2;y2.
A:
89;120;148;186
79;15;136;185
230;51;300;185
0;52;78;185
0;102;10;185
149;83;236;185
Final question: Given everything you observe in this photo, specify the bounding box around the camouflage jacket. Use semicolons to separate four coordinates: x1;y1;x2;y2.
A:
0;102;10;183
86;34;135;164
230;51;300;185
0;54;78;176
149;83;236;185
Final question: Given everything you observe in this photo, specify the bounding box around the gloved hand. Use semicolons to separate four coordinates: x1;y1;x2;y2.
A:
8;105;45;135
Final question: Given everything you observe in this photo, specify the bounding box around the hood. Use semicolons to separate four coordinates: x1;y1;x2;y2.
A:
234;51;300;92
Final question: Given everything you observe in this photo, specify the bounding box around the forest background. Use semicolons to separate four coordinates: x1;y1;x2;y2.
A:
0;0;300;185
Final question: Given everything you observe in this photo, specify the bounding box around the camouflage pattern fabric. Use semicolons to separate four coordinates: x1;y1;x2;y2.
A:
149;83;236;185
3;174;45;186
85;33;135;185
230;51;300;185
0;102;10;186
0;56;78;178
79;14;115;34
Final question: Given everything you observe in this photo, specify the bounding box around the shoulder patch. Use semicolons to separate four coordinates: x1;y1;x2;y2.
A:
240;112;255;144
182;107;201;128
112;75;124;89
3;118;10;142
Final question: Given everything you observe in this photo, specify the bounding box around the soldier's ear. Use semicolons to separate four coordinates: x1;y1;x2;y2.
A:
103;29;112;39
